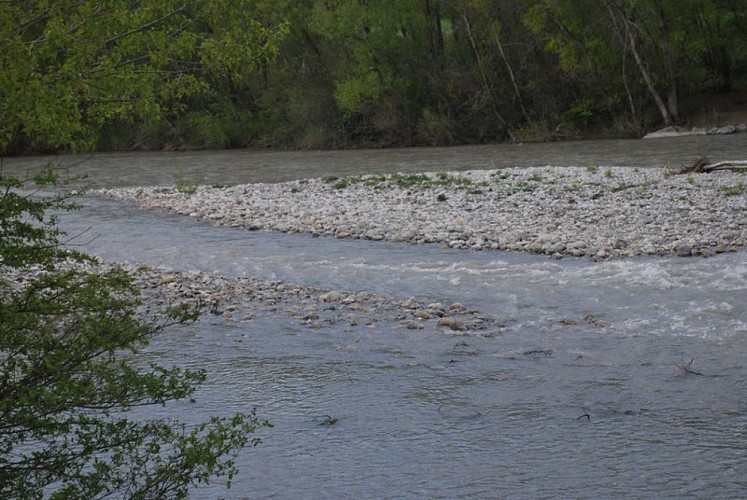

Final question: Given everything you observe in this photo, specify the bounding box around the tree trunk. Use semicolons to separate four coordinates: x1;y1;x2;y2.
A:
627;25;675;125
462;11;516;141
492;26;530;124
604;0;678;126
424;0;445;63
603;2;641;127
654;3;679;123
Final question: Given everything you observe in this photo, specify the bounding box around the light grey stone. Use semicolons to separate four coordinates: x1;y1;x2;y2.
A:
715;125;737;134
94;164;747;260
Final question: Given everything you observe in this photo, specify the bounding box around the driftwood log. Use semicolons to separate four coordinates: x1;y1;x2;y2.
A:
677;157;747;174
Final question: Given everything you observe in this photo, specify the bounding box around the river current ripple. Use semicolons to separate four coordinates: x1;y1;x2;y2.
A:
6;136;747;498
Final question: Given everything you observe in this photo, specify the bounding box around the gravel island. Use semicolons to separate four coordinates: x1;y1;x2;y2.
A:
96;166;746;259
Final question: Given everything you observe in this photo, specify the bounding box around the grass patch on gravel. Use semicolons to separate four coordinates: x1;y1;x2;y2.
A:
611;182;639;192
513;181;538;193
722;183;745;196
490;171;513;180
323;172;475;190
175;174;198;194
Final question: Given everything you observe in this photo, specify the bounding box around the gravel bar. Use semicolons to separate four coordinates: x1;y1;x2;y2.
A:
2;260;502;335
95;166;747;259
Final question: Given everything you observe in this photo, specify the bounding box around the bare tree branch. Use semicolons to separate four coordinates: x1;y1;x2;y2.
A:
677;157;747;173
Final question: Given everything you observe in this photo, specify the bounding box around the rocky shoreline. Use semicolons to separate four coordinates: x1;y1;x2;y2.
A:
95;165;747;259
2;259;503;335
642;123;747;139
10;165;740;337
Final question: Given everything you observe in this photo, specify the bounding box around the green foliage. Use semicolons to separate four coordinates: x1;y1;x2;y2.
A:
0;167;77;269
3;0;747;152
417;107;456;145
490;170;513;181
335;72;386;116
611;181;639;192
513;181;538;193
527;173;544;183
324;172;473;190
0;169;268;497
0;3;282;490
170;111;232;151
524;0;747;127
564;98;597;129
722;183;745;197
333;179;350;190
176;172;199;195
0;0;287;154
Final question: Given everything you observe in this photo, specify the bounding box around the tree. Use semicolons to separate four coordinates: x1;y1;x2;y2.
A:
601;0;681;126
0;1;283;495
0;0;287;154
5;1;746;151
0;167;269;498
523;0;747;130
523;0;643;130
306;0;426;144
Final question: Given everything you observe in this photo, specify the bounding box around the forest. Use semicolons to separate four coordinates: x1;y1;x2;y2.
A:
2;0;746;154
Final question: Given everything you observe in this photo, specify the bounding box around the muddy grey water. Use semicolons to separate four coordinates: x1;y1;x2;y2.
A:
6;135;747;498
5;133;747;187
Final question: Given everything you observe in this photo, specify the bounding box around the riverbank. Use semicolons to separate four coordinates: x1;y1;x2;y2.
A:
1;259;503;336
95;166;746;259
127;262;500;333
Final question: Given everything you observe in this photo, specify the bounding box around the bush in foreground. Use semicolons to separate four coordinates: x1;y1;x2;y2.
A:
0;168;267;498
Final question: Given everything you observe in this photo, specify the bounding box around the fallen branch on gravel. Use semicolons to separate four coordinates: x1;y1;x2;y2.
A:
677;157;747;173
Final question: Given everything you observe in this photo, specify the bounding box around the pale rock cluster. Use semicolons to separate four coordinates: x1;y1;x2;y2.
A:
1;260;501;334
96;166;747;259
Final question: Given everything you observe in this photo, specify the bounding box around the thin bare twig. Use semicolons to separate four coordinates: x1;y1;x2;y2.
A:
675;358;703;376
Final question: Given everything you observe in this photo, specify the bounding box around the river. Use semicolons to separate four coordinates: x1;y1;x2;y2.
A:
4;135;747;498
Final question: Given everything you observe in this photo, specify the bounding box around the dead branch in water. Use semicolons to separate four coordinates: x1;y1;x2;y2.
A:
676;157;747;174
675;358;703;376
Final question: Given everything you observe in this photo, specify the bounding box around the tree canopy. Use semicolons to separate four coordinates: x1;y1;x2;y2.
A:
1;1;286;496
0;0;288;153
2;0;746;152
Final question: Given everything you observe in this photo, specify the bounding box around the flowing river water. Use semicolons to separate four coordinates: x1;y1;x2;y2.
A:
4;135;747;498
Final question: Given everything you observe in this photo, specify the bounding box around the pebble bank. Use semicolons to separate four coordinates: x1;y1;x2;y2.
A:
2;259;502;335
96;166;747;259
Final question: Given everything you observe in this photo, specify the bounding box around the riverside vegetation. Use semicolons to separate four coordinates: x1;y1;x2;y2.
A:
0;1;290;496
0;168;271;498
2;1;747;154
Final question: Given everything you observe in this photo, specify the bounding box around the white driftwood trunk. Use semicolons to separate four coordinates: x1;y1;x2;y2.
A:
678;159;747;173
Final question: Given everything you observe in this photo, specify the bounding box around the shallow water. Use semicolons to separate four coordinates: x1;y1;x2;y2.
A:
5;133;747;187
59;195;747;499
6;136;747;498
